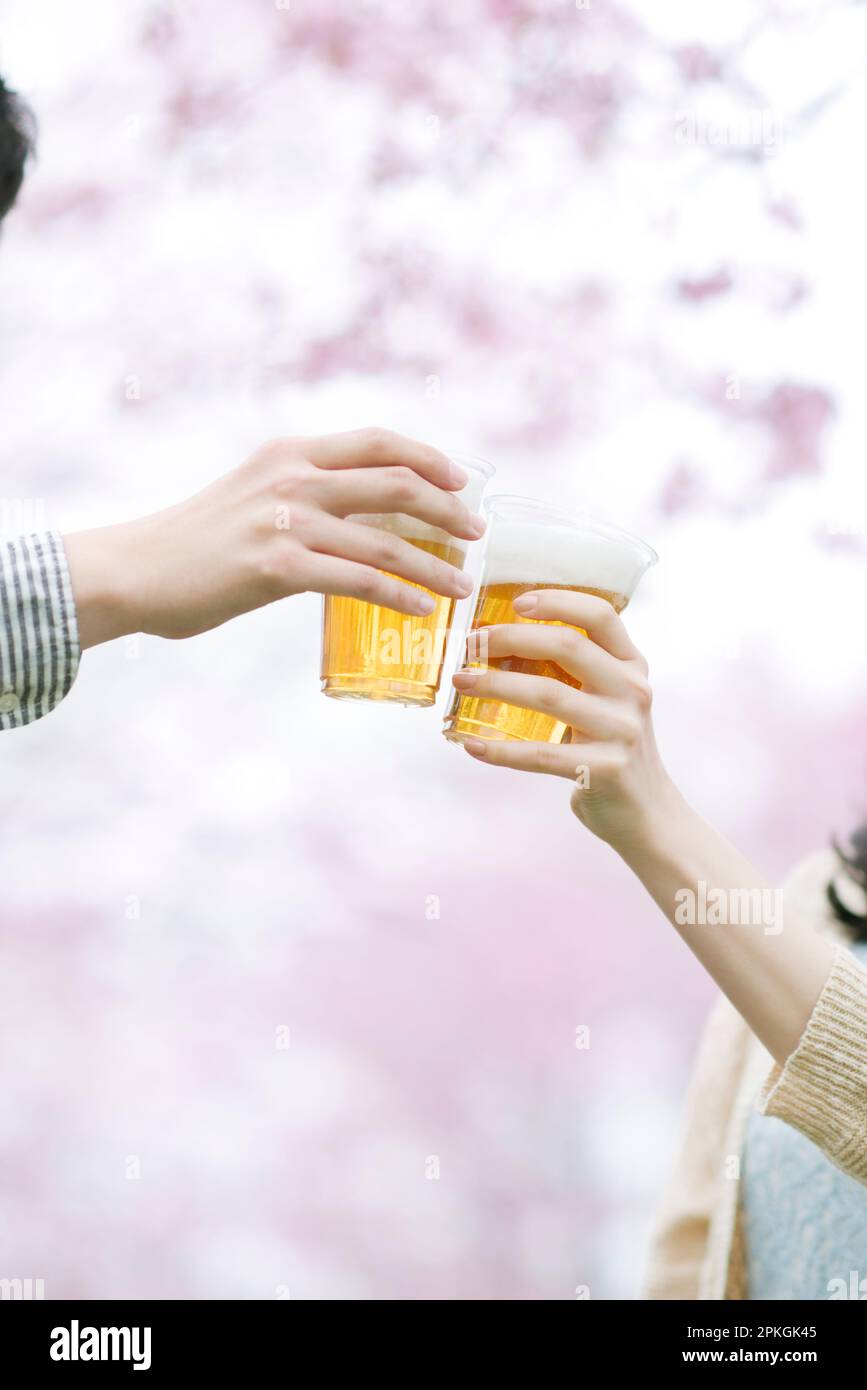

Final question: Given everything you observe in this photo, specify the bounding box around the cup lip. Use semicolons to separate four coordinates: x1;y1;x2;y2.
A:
446;450;496;480
483;492;658;567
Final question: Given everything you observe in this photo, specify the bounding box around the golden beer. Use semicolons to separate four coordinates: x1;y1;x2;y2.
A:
321;533;467;706
320;455;494;707
443;497;657;745
447;581;628;744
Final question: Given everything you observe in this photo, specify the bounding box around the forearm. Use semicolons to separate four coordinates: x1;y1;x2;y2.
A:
618;782;836;1065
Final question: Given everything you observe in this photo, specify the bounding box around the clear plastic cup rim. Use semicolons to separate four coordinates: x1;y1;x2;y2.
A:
445;450;496;480
482;493;658;567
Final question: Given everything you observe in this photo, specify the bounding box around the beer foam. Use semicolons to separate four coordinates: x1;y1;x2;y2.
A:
483;520;649;595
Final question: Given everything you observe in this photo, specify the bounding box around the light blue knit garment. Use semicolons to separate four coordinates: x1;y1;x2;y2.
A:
742;940;867;1300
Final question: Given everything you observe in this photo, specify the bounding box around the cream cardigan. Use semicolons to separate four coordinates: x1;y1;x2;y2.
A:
643;848;867;1300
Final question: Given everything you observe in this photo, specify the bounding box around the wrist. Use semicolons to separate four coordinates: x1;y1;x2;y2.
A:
609;773;693;867
63;522;141;650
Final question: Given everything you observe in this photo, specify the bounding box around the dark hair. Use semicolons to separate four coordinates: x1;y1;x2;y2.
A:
0;77;35;222
827;824;867;942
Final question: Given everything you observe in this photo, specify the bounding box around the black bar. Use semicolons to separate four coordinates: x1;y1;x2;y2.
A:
1;1297;859;1375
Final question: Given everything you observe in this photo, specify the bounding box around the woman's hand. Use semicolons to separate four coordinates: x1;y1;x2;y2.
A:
64;428;485;648
452;587;842;1062
452;588;678;851
453;587;841;1064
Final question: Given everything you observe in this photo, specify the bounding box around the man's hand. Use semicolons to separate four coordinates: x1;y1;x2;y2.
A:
64;428;485;648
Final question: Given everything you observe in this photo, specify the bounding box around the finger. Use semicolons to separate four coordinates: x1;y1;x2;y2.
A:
304;513;473;600
320;467;485;543
451;666;631;741
511;589;640;661
461;736;624;784
306;553;439;616
474;622;634;695
459;736;586;780
302;427;468;491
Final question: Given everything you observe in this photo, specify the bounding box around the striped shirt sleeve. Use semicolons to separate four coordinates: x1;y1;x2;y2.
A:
0;531;80;730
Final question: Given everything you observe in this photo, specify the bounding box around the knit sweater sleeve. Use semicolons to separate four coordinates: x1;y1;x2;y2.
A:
758;944;867;1184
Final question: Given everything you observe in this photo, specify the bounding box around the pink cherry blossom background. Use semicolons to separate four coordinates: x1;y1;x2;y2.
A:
1;0;866;1299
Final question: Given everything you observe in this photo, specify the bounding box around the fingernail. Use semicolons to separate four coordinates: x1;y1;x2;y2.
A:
449;460;469;487
452;669;478;689
468;514;486;538
513;592;538;614
416;592;436;614
455;572;474;597
464;738;488;758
